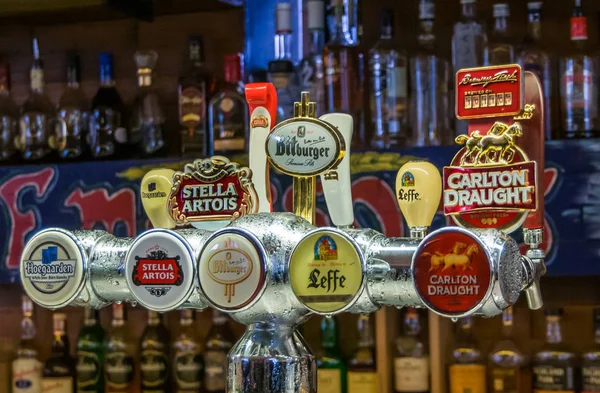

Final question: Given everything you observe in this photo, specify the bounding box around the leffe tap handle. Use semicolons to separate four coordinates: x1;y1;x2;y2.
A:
141;168;176;229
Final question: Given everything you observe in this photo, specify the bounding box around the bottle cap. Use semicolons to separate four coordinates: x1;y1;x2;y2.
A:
224;53;244;83
544;307;563;317
268;59;294;74
527;1;543;11
419;0;435;20
67;53;81;84
0;62;9;91
276;2;292;34
307;0;325;30
134;50;158;71
594;308;600;323
189;36;205;62
22;296;33;314
493;3;510;17
99;52;114;81
380;9;394;36
460;0;476;4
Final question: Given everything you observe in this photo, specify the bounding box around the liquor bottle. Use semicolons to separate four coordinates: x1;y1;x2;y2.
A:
410;0;450;147
452;0;487;135
488;307;527;393
485;4;514;66
89;53;127;159
268;2;298;122
18;38;54;161
204;310;235;393
582;308;600;393
560;0;599;138
42;313;76;393
533;308;577;393
104;304;135;393
76;308;105;393
324;0;361;148
130;50;165;156
208;53;248;156
299;0;326;115
179;36;214;158
140;311;171;393
0;61;18;163
173;310;203;393
369;9;409;149
317;316;347;393
448;317;486;393
54;54;88;160
518;1;553;140
12;296;42;393
348;314;377;393
394;308;429;393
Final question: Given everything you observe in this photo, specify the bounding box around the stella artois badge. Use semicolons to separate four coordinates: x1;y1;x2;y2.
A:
168;156;258;228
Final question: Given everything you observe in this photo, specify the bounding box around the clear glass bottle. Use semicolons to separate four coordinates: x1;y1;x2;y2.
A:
452;0;487;136
582;308;600;393
104;304;135;393
348;314;378;393
173;310;203;393
488;307;527;393
394;308;429;393
410;0;450;147
533;308;577;393
204;310;235;393
208;53;248;156
76;308;105;393
448;317;486;393
18;38;55;161
0;61;18;163
485;4;514;66
560;0;599;138
370;8;409;149
317;316;347;393
42;313;76;393
140;311;170;393
518;1;553;140
131;50;166;156
299;0;326;115
12;296;42;393
55;54;88;160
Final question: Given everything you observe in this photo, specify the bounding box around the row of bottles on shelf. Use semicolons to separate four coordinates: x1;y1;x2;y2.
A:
0;36;249;165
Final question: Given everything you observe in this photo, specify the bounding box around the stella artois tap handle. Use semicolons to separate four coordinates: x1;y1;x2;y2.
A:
246;83;278;213
141;168;177;229
318;113;354;227
396;161;442;239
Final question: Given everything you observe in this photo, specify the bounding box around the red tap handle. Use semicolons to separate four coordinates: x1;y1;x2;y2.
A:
246;83;278;121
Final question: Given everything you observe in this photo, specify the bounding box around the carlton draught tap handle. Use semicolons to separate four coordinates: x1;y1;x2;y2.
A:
318;113;354;228
246;83;278;213
396;161;442;239
141;169;176;229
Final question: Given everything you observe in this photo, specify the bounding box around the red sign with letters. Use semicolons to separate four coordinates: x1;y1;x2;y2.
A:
132;256;183;286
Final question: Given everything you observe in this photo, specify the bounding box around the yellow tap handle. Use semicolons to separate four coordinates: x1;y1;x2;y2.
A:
395;161;442;239
141;169;176;229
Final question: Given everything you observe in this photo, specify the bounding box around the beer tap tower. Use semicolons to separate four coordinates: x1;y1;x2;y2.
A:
19;66;546;393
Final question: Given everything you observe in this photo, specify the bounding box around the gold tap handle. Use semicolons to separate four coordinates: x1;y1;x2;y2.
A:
141;169;176;229
395;161;442;239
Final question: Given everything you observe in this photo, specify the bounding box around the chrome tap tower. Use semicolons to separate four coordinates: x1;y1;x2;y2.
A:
19;66;546;393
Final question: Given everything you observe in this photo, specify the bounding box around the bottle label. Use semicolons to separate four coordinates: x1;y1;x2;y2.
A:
174;351;203;389
571;17;588;40
394;357;429;392
179;86;205;130
105;352;134;390
583;365;600;393
491;367;519;393
348;371;378;393
449;364;486;393
204;350;227;392
140;349;168;387
387;66;408;99
533;365;575;392
563;63;596;111
40;377;73;393
76;350;102;391
317;369;342;393
12;359;42;393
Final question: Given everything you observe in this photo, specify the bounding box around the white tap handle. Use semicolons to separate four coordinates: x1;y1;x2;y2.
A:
249;106;273;213
318;113;354;227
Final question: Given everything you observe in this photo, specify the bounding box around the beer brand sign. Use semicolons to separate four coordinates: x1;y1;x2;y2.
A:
456;64;524;119
131;247;183;293
168;156;258;225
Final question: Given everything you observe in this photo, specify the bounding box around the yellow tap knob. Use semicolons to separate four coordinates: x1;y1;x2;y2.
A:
395;161;442;239
141;169;176;229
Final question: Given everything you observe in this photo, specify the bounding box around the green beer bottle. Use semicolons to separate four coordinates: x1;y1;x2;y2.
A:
76;308;105;393
317;316;347;393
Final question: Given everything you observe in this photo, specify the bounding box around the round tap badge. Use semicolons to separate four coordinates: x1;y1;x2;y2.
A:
125;229;195;312
289;229;364;314
411;228;492;317
198;228;267;311
266;118;345;177
20;229;85;309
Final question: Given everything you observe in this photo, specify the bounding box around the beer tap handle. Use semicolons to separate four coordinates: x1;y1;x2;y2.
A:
246;83;278;213
318;113;354;228
395;161;442;239
523;244;546;310
141;169;176;229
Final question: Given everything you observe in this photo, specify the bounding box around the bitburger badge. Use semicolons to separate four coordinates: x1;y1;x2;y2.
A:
125;229;195;312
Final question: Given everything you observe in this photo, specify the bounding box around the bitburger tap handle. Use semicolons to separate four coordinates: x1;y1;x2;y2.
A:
246;83;278;213
141;169;176;229
396;161;442;239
